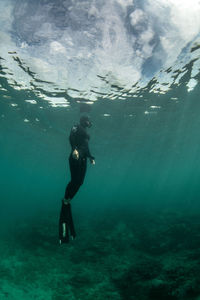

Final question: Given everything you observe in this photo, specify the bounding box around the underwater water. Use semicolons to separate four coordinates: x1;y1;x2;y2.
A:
0;0;200;299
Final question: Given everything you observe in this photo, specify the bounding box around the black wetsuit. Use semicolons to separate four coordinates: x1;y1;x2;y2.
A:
59;123;94;243
64;124;95;200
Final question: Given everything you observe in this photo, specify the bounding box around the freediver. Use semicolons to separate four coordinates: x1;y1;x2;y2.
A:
59;115;95;244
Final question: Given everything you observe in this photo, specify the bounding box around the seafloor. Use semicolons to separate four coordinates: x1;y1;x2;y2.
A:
1;209;200;300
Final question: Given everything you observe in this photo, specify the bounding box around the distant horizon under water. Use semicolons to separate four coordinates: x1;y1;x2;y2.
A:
0;1;200;299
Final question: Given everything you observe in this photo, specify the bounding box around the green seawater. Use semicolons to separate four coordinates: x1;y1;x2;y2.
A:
1;66;200;300
1;72;200;218
1;0;200;299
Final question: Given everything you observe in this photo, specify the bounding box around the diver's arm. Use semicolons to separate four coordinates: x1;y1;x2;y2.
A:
90;158;95;165
85;140;95;164
79;126;95;163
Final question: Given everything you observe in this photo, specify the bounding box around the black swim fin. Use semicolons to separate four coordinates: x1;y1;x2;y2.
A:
59;201;76;244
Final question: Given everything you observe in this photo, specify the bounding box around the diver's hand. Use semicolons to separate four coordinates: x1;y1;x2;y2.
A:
90;158;95;165
72;149;79;160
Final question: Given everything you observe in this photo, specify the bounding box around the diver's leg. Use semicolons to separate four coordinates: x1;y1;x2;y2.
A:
64;157;87;200
66;159;87;239
77;157;87;186
64;154;80;200
64;182;80;201
64;158;86;239
59;155;80;243
59;157;87;243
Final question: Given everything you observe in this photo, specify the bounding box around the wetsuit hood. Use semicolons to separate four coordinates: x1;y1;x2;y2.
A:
80;116;92;128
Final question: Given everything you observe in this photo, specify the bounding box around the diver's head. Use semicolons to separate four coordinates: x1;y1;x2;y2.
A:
80;115;92;128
